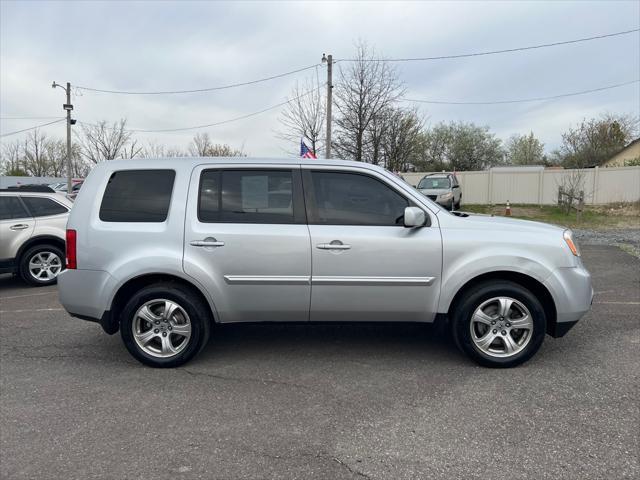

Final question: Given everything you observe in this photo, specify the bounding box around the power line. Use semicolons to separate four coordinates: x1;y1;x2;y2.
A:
404;79;640;105
75;63;322;95
0;116;62;120
338;28;639;62
79;85;325;134
0;118;66;138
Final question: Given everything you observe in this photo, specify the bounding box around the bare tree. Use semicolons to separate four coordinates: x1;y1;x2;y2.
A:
189;132;245;157
22;130;50;176
333;41;404;162
557;169;587;214
120;139;143;159
277;78;325;156
70;144;90;177
77;119;134;164
364;110;389;166
138;141;189;158
189;132;213;156
43;138;67;177
381;107;424;171
0;139;25;175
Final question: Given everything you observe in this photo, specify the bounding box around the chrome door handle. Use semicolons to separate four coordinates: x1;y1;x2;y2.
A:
190;239;225;247
317;242;351;250
10;224;29;231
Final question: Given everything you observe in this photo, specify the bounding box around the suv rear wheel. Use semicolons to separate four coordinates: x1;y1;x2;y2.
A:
19;244;65;286
120;284;211;368
452;281;546;367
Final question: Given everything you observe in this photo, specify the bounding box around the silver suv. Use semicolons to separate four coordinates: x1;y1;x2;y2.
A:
58;158;592;368
417;173;462;210
0;188;72;286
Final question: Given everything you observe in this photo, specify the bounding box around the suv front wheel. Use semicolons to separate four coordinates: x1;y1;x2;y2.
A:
452;281;546;367
120;284;211;368
19;244;65;286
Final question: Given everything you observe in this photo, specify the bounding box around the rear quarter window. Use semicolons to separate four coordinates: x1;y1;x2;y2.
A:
21;197;68;217
99;170;176;222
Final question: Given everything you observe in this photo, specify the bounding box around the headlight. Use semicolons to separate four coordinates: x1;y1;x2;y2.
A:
438;192;453;200
563;229;580;257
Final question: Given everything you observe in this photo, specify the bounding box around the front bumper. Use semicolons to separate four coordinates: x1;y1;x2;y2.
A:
544;264;593;337
426;196;453;208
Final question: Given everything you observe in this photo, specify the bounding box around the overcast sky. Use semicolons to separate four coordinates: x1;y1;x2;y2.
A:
1;0;638;157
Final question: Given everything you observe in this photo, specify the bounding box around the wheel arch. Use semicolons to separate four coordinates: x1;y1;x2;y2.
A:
107;273;218;334
446;271;557;336
16;235;65;263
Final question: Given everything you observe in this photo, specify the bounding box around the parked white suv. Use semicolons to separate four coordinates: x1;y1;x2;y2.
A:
0;188;72;286
58;158;593;368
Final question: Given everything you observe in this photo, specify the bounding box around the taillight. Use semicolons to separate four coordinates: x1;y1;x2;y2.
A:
66;229;77;269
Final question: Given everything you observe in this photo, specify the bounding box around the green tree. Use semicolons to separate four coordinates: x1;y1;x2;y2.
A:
419;121;503;171
505;132;545;165
554;113;638;168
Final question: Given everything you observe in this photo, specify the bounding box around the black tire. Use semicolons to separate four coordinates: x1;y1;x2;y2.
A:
451;281;546;368
19;244;65;287
120;283;211;368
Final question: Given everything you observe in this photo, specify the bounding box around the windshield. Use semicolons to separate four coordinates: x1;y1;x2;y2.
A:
418;177;450;189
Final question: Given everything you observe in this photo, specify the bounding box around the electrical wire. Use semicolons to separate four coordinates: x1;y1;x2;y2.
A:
0;116;63;120
338;28;639;62
75;64;322;95
0;118;66;138
404;79;640;105
79;84;325;133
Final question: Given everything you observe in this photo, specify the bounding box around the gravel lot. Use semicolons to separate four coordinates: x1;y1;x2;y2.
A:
1;245;638;479
574;228;640;246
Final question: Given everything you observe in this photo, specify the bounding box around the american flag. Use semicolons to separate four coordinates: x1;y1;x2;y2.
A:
300;139;317;159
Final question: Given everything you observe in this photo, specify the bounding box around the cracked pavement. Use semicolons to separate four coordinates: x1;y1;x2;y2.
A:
1;245;638;479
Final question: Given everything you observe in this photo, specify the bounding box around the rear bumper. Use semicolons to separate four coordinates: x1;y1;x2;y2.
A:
544;264;593;337
68;310;118;335
58;269;117;333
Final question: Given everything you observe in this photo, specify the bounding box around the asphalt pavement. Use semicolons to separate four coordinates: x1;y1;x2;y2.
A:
0;245;638;479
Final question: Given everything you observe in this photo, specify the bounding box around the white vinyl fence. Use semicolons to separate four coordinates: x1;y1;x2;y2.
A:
403;166;640;205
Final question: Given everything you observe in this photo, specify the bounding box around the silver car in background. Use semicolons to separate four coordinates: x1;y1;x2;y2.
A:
0;188;72;286
417;173;462;210
58;158;592;368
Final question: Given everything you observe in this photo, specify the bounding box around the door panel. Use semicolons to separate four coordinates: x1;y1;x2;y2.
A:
183;165;311;323
0;196;34;260
308;225;441;322
303;168;442;323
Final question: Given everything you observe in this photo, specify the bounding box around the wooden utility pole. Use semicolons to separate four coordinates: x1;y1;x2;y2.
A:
322;53;333;159
52;81;74;192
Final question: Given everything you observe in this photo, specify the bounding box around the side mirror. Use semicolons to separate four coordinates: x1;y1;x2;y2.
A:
403;206;426;228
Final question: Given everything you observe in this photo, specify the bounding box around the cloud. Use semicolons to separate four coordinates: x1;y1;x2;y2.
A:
1;0;638;156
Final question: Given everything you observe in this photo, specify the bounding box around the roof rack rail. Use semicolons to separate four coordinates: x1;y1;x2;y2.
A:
1;184;56;193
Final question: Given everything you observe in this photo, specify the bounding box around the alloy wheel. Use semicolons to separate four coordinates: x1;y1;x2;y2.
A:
132;299;192;358
28;251;62;282
469;296;533;358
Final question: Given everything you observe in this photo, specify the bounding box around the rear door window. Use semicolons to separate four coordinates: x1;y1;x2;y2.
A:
21;197;68;217
198;169;303;224
0;196;29;220
100;170;175;222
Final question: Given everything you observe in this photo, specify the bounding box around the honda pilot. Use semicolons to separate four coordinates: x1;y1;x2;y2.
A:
58;158;593;368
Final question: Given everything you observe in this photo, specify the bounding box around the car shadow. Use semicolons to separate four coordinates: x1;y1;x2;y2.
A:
192;321;460;365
